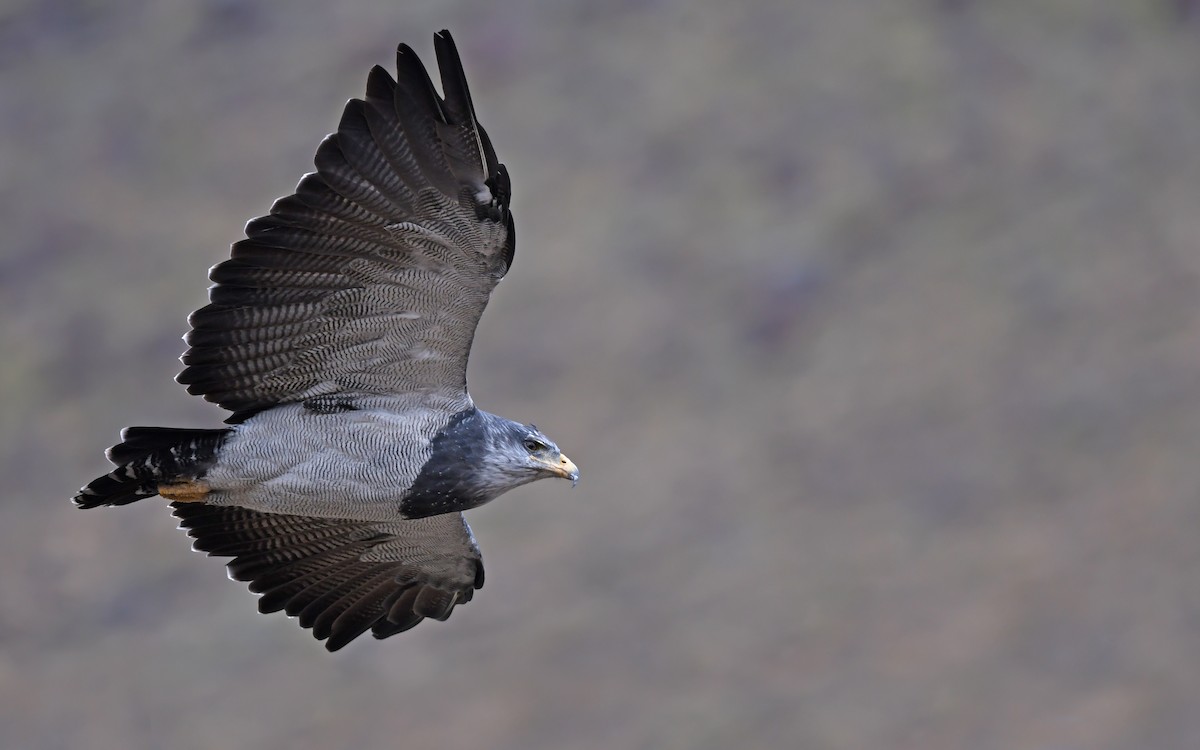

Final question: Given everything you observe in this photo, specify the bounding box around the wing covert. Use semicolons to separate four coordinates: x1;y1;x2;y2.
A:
177;31;515;422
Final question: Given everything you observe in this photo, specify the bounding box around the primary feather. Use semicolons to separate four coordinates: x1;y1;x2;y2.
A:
177;31;515;423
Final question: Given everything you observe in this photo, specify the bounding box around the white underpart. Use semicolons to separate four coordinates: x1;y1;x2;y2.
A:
202;396;458;521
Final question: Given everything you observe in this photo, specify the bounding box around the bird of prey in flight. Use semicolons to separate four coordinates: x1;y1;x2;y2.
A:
74;31;578;651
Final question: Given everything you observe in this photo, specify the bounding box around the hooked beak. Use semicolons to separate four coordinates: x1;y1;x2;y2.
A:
537;453;579;486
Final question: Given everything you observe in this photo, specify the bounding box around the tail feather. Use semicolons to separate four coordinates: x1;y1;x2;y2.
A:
74;427;230;509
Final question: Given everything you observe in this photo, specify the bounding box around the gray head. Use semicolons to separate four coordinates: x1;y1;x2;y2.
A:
482;416;578;489
400;409;577;519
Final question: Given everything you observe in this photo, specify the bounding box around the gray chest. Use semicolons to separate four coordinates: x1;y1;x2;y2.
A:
203;398;464;521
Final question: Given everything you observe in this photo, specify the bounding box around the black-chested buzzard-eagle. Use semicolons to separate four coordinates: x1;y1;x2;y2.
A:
73;31;577;651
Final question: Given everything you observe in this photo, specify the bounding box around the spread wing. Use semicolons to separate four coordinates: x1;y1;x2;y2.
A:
172;502;485;651
177;31;515;422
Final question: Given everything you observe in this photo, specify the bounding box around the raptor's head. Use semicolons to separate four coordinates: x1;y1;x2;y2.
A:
401;409;578;519
471;414;578;498
504;422;579;486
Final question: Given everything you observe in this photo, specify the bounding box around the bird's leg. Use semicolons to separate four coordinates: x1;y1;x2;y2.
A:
158;480;210;503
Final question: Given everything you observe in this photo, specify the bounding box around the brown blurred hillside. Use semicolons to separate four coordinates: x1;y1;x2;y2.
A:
3;1;1200;748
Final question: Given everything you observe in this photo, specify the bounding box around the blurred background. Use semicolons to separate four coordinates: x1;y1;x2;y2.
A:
3;1;1200;748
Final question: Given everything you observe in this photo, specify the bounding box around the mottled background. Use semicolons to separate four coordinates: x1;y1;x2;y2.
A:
3;1;1200;748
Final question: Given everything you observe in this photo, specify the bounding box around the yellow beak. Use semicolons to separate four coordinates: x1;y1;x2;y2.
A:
538;453;579;486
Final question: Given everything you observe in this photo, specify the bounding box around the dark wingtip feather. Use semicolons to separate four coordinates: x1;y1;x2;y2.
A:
324;577;401;651
393;41;445;123
370;613;423;641
433;30;473;119
369;586;424;641
413;587;456;621
364;65;396;102
336;98;370;137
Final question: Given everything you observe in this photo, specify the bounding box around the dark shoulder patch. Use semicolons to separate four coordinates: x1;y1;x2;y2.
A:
303;396;357;414
401;408;493;518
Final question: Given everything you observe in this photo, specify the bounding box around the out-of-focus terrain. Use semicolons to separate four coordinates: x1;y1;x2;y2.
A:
3;1;1200;748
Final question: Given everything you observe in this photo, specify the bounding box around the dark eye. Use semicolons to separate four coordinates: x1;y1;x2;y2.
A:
523;438;545;453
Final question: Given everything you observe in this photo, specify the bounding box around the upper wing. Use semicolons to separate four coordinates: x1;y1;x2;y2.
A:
177;31;515;422
172;502;485;651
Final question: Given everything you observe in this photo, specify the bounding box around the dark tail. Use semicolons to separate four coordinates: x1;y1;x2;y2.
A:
73;427;231;509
